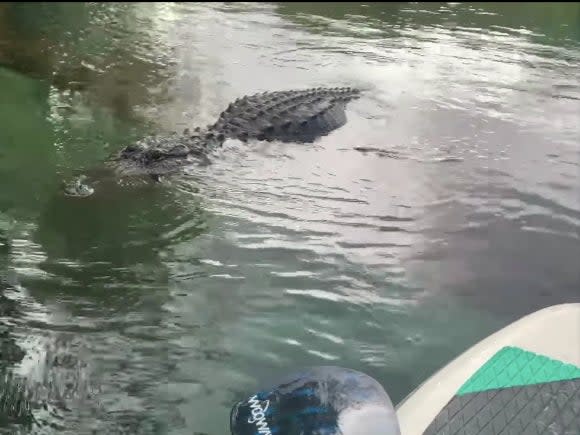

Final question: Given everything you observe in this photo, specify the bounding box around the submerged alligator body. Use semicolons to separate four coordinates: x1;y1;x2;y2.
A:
66;87;361;196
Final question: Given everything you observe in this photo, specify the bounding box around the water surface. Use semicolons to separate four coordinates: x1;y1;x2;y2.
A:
0;2;579;434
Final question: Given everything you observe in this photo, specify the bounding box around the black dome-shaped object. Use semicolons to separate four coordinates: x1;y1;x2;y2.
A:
230;366;400;435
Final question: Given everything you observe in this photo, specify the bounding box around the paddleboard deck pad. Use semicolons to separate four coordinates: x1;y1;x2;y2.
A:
423;346;580;434
395;304;580;435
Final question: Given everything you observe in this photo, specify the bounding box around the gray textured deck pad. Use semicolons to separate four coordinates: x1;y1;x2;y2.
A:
423;378;580;435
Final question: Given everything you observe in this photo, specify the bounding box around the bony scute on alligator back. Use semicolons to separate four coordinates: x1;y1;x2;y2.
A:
64;87;362;197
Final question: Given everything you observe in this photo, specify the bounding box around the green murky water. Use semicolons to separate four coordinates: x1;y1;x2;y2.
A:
0;2;579;434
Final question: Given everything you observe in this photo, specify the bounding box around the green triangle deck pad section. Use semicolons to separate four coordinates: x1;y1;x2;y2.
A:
457;346;580;395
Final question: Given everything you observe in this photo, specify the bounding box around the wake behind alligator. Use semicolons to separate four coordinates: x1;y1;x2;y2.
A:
65;87;361;196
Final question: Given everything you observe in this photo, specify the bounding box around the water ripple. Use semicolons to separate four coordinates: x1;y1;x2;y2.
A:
0;2;578;434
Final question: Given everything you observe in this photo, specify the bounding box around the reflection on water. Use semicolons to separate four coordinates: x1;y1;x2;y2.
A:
0;2;579;434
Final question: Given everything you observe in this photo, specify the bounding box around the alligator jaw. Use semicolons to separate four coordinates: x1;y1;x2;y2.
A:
106;130;219;178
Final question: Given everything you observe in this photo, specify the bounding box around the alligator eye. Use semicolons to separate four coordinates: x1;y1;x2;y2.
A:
147;149;164;161
120;145;143;159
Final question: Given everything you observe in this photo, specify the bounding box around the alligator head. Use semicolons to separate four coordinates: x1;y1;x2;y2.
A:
107;128;226;179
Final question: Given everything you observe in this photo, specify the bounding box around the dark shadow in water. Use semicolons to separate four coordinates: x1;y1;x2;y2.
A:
0;249;36;433
0;3;85;79
0;3;176;126
0;66;58;220
3;180;213;433
29;179;209;304
0;5;225;429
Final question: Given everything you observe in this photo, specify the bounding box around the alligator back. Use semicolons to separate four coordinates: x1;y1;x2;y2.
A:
210;87;361;144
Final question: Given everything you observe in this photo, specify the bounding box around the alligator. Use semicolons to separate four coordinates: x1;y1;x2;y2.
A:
64;86;361;196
